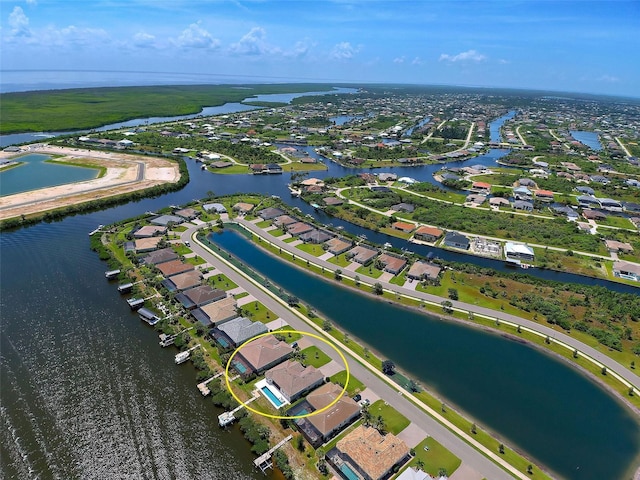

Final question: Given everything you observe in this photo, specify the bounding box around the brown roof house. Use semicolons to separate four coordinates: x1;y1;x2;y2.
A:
162;270;202;292
391;221;415;233
407;261;441;281
142;247;178;265
377;253;407;275
191;296;238;327
237;335;293;374
286;222;314;236
265;359;324;402
604;240;634;254
346;245;378;265
325;237;352;255
175;286;226;310
134;237;162;253
273;215;298;228
156;259;195;277
233;202;255;214
133;225;167;238
413;226;443;243
334;425;410;480
301;383;361;447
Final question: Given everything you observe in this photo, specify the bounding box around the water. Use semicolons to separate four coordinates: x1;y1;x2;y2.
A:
570;130;603;151
0;153;100;196
329;115;363;126
404;116;431;137
490;111;516;143
211;228;640;480
244;87;357;104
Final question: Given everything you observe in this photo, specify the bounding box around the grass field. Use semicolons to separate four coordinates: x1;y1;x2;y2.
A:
408;437;461;477
207;273;238;291
368;399;410;435
330;370;365;396
296;243;326;256
300;346;332;368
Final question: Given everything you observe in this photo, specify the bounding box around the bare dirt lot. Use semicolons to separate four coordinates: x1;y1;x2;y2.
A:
0;145;180;221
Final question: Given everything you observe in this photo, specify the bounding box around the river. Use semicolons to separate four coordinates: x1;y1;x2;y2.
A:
1;95;639;479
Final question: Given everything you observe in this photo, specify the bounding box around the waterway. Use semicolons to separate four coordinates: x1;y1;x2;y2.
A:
1;97;638;478
0;153;100;196
210;228;640;480
490;110;516;143
569;130;603;151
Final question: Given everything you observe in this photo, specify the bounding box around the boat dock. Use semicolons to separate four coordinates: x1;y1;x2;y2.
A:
218;390;259;427
159;327;193;347
253;435;293;473
127;297;144;309
88;225;104;236
175;345;200;364
197;371;225;396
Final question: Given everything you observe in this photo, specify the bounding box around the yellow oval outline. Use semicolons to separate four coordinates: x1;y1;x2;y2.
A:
225;330;350;420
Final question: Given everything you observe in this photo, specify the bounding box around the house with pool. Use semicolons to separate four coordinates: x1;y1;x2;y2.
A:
264;359;324;403
234;335;293;375
212;316;268;349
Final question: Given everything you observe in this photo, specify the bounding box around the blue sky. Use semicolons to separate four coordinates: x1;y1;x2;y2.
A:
1;0;638;96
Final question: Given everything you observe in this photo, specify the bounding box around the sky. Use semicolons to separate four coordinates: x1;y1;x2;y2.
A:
1;0;638;97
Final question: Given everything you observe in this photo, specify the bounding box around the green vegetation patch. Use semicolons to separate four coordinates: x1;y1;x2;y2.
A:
300;346;332;368
368;399;410;435
408;437;461;478
330;370;365;396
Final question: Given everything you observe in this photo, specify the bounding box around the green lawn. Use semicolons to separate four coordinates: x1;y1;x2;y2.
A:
234;292;249;300
389;270;407;286
283;237;298;243
330;370;365;396
296;243;326;256
407;437;461;478
356;264;384;279
171;225;188;232
328;253;351;267
185;255;205;265
368;399;410;435
172;244;192;255
256;220;272;228
268;228;286;237
208;165;251;175
239;301;276;324
273;327;303;343
207;273;238;291
300;346;332;368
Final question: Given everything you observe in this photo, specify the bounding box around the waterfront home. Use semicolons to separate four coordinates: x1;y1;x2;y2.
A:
323;197;344;207
513;200;534;212
407;261;441;281
299;383;361;447
466;194;487;205
235;335;293;374
346;245;379;265
396;467;433;480
391;221;415;233
175;286;226;310
156;259;195;278
174;208;199;220
150;214;185;226
534;190;555;202
232;202;254;214
443;232;470;250
582;209;606;221
471;181;491;194
299;229;332;244
273;215;298;228
134;237;162;253
504;242;535;261
604;240;634;254
203;203;228;214
413;226;443;243
391;203;415;213
333;425;410;480
133;225;167;238
265;360;324;402
325;237;353;255
250;163;267;173
513;186;532;200
161;270;201;292
266;163;283;174
214;316;268;348
191;296;237;327
377;253;407;275
258;207;285;220
286;222;314;236
489;197;510;208
613;261;640;282
142;247;178;265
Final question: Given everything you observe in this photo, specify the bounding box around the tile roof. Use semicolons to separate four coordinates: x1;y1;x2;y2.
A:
266;359;323;399
156;259;195;277
306;383;360;437
239;336;293;372
217;316;268;345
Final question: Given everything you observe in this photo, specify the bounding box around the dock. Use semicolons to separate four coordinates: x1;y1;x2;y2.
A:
105;269;121;279
88;225;104;236
175;344;200;364
118;282;134;294
218;390;259;427
197;371;225;396
159;327;193;347
253;435;293;473
127;297;144;310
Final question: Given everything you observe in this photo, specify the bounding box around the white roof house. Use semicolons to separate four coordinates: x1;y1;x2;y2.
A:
505;242;535;259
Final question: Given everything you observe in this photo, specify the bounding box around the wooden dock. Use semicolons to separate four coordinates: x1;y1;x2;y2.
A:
197;371;224;396
253;435;293;473
218;390;259;427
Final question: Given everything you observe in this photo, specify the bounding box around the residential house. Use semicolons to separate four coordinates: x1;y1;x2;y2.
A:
578;195;601;209
156;259;194;278
513;200;534;212
613;261;640;282
232;202;254;214
134;237;162;253
191;296;238;327
377;253;407;274
604;240;634;254
590;175;610;184
466;194;487;205
391;203;415;213
489;197;510;208
413;226;443;243
582;209;606;221
174;208;199;220
142;248;178;265
504;242;535;261
214;316;268;348
471;181;491;194
299;383;361;447
370;186;391;193
325;237;352;255
258;207;286;220
378;173;397;182
395;467;433;480
236;336;293;374
299;229;332;244
391;221;415;233
534;190;554;202
518;178;536;187
203;203;228;213
552;205;579;220
346;245;379;265
265;163;283;174
286;222;314;236
150;214;184;226
273;215;298;228
576;186;595;196
323;197;344;206
406;261;441;281
161;270;202;292
175;286;226;310
265;360;324;402
599;198;623;212
133;225;167;238
334;425;410;480
513;186;532;200
443;232;470;250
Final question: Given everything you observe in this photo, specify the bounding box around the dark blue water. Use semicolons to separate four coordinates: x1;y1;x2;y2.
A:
570;130;603;151
0;153;100;196
245;87;357;104
211;228;640;480
491;111;516;143
404;116;431;136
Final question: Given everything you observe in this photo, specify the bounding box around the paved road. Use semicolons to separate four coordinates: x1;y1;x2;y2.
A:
234;218;639;390
181;223;521;480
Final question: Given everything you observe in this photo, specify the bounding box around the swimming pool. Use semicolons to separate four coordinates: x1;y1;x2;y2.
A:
233;361;247;374
261;386;284;408
340;462;360;480
217;337;229;348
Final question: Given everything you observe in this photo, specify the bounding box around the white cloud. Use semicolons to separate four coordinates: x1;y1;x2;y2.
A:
8;6;31;38
230;27;278;56
598;74;619;83
393;56;405;64
44;25;109;47
25;0;37;5
439;49;487;63
132;31;157;49
411;56;423;65
498;58;509;64
172;22;220;49
284;39;314;58
330;41;359;60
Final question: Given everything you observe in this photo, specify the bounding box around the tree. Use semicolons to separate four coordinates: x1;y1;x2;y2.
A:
355;275;361;286
322;319;332;331
382;360;395;375
415;459;425;471
499;443;505;454
441;300;453;313
448;288;459;300
527;465;533;475
363;347;370;358
408;379;420;392
287;295;299;307
334;269;342;281
373;282;384;295
471;423;477;434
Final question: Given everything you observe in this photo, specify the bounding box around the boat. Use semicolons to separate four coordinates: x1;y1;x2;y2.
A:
310;202;322;210
105;269;120;279
175;351;191;364
383;242;392;249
